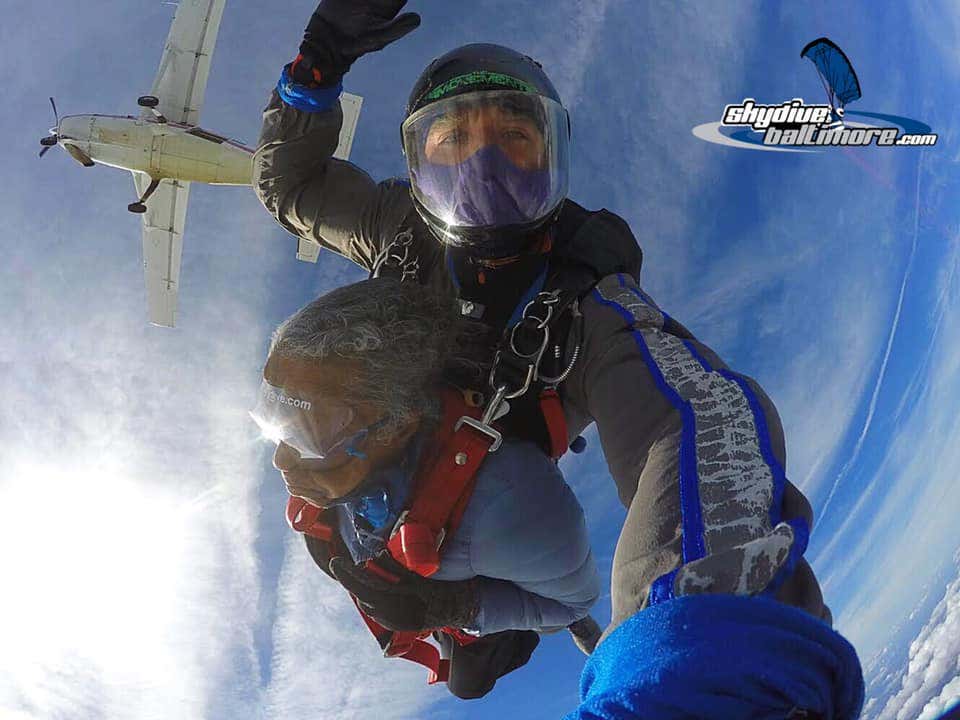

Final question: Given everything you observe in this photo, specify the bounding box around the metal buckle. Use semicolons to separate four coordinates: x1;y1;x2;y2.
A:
387;511;447;554
389;509;409;540
488;351;536;400
538;298;582;386
453;415;503;452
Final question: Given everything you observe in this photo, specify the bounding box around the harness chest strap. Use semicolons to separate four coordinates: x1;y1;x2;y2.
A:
384;396;495;576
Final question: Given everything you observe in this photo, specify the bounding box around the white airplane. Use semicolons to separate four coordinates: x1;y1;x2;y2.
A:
39;0;363;327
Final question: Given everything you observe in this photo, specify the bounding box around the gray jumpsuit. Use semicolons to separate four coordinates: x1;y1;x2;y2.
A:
253;90;831;638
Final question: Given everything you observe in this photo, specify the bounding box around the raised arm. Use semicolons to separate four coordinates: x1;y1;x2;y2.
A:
570;272;827;636
252;0;420;270
254;92;410;270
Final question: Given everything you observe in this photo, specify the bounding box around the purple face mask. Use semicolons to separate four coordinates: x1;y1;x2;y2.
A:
413;144;552;228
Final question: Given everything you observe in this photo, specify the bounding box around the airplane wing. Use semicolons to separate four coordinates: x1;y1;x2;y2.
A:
133;173;190;327
335;92;364;161
296;238;321;263
145;0;227;126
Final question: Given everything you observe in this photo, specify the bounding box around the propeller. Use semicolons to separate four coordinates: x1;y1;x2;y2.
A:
38;97;60;158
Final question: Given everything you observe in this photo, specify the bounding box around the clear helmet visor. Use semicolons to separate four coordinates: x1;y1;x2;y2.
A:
402;90;569;234
249;380;355;460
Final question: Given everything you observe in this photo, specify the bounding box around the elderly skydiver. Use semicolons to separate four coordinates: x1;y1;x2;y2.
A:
251;277;600;700
253;1;864;716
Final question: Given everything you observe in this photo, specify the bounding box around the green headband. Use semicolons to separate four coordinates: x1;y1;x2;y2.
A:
424;71;536;102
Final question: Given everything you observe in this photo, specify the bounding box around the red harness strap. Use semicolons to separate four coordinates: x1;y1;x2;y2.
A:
286;496;333;541
539;388;569;460
352;597;452;684
384;388;495;576
284;387;496;685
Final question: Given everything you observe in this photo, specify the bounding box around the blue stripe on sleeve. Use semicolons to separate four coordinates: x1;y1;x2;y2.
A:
618;273;678;329
590;289;706;571
649;569;679;604
717;369;787;527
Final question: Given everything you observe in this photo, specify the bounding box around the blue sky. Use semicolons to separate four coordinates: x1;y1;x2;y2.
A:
2;1;959;718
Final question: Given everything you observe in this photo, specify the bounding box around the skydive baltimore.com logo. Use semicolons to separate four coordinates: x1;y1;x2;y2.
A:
693;37;937;153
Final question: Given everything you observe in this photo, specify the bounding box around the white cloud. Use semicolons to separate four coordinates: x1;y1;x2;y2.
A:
868;554;960;720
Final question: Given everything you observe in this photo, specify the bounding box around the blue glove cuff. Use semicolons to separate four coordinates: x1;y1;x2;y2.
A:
568;594;864;720
277;64;343;113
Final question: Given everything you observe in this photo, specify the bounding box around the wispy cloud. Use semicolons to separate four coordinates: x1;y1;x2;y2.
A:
261;535;439;720
820;217;960;660
817;153;924;521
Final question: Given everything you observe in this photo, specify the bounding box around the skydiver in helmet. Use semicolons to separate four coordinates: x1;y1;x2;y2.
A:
253;1;864;716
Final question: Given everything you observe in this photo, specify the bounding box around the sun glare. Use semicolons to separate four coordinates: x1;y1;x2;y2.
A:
249;410;284;445
0;459;191;680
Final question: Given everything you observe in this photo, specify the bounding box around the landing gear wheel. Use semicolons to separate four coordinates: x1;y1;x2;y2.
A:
128;202;147;214
137;95;159;108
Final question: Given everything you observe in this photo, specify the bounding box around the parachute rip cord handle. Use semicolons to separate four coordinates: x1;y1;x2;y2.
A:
538;298;582;387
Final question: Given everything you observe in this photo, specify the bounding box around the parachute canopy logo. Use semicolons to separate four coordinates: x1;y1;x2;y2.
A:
693;37;936;152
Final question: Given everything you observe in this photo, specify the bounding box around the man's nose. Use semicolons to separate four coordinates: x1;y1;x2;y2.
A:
471;119;499;148
273;441;301;471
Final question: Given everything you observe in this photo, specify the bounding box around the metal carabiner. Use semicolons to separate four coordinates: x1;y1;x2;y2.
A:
508;318;551;362
519;290;560;329
488;350;537;400
538;298;583;386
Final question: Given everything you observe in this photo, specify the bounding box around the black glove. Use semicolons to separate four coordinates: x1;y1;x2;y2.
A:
292;0;421;87
329;555;480;632
567;615;602;656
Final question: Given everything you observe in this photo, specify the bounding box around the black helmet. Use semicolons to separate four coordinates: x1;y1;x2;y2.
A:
401;44;570;258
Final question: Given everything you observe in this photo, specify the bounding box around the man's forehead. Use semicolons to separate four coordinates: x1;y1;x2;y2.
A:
434;101;537;124
263;353;346;394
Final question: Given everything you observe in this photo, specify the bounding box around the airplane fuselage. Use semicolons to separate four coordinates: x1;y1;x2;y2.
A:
56;113;252;185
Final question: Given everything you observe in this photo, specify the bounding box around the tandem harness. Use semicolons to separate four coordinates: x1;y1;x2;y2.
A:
285;200;643;684
284;388;500;685
372;198;643;461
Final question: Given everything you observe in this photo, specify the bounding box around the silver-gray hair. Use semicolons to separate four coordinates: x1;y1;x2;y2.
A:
269;278;491;441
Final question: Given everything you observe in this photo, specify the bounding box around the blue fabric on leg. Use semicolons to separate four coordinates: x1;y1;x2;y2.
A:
566;594;864;720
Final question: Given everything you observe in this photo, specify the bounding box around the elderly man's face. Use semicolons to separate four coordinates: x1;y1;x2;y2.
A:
424;102;546;170
262;354;419;507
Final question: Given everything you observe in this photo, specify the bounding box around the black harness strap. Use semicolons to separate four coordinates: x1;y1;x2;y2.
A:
483;200;643;455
